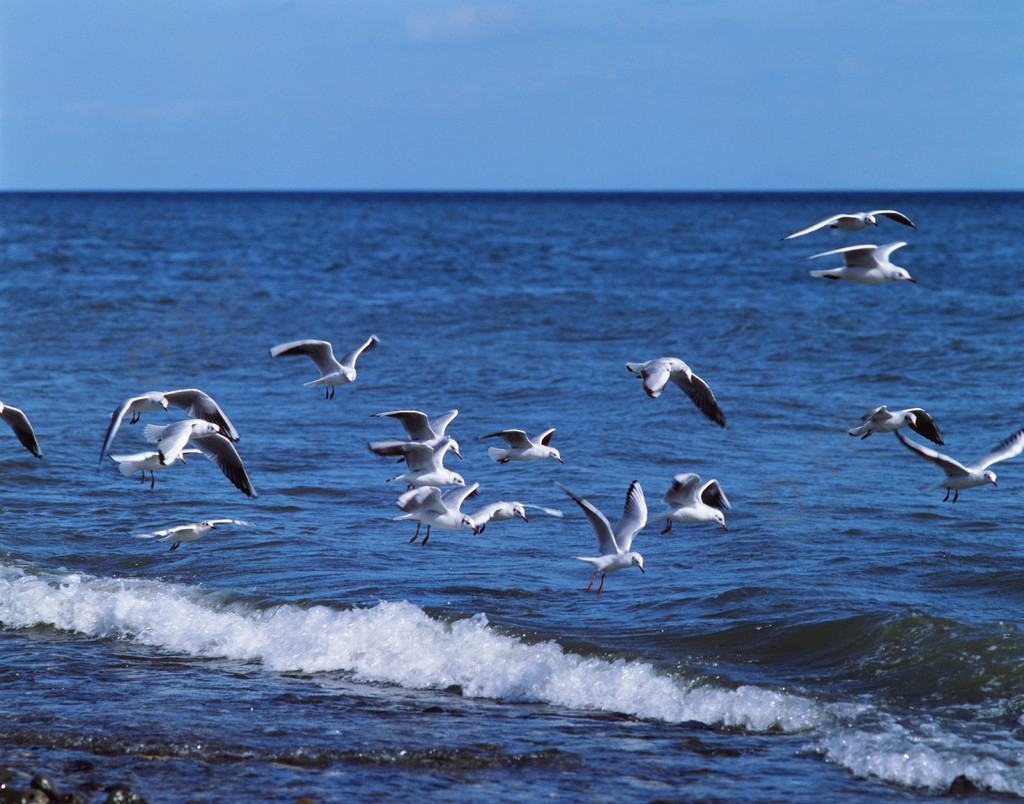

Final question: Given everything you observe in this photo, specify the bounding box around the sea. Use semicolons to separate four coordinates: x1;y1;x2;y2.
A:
1;190;1022;803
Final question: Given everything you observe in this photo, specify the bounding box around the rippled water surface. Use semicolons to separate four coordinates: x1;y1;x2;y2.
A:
1;191;1023;802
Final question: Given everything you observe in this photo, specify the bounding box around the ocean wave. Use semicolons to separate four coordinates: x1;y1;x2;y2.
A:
2;563;1023;796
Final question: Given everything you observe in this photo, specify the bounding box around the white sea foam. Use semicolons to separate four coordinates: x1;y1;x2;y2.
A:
2;564;1022;795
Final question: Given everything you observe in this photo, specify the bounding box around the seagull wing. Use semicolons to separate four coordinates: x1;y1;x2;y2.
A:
537;428;557;446
269;339;341;375
699;479;731;511
149;420;194;465
194;434;258;498
441;481;480;513
894;430;970;478
374;410;433;440
1;403;42;458
781;214;842;240
662;472;701;506
401;442;438;473
967;427;1024;472
906;409;944;446
428;409;459;437
869;210;916;228
555;482;618;555
873;241;907;265
612;480;646;552
860;405;889;425
668;366;727;427
397;486;446;516
481;429;532;448
97;394;158;468
339;334;380;370
808;244;881;268
164;389;240;441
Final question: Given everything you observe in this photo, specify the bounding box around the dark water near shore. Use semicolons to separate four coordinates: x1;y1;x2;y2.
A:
1;190;1023;801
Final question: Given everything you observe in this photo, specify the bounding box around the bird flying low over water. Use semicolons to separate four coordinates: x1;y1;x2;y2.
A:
625;358;727;427
781;210;916;240
0;400;41;458
648;473;731;533
849;405;943;445
479;428;563;464
109;448;202;489
369;409;460;459
894;426;1024;503
557;480;647;595
270;335;380;399
808;242;916;285
98;388;239;469
381;436;465;489
144;419;257;498
395;482;480;545
133;518;253;551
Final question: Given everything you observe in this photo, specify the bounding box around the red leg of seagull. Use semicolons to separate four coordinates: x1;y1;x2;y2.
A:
409;523;421;543
596;574;606;594
149;471;155;490
661;521;672;534
942;488;950;502
953;490;959;503
421;526;430;546
329;386;335;400
585;569;598;592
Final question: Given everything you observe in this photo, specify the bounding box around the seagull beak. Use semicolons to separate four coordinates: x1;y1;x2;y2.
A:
907;277;917;283
638;565;645;574
556;457;564;464
520;514;529;522
721;522;728;531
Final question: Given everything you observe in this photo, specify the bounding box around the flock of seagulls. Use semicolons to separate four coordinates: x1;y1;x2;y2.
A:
2;206;1020;586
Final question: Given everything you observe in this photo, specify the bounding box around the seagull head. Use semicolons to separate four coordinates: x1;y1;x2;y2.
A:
985;470;997;487
866;214;878;227
890;268;916;284
714;511;728;530
631;553;645;574
548;447;564;464
512;503;528;522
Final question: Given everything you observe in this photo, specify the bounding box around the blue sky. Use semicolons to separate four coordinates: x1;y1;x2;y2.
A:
1;0;1021;190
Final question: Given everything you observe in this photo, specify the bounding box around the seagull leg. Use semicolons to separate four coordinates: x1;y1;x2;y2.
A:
409;523;421;543
860;433;871;440
170;542;180;551
149;471;156;490
595;573;606;594
329;386;335;400
585;569;599;592
952;490;959;503
421;526;430;546
130;412;140;424
660;520;672;535
942;488;951;502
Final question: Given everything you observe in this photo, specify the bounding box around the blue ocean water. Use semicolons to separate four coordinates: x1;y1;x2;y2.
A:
1;191;1023;802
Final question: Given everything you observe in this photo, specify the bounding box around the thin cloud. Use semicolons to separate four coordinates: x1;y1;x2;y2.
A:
404;4;523;42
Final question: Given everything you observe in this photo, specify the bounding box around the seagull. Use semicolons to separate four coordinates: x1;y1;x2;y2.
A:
145;419;257;498
108;448;201;489
395;482;480;545
479;428;563;464
625;358;727;427
894;426;1024;502
648;473;731;533
808;242;916;284
467;501;529;533
0;400;41;458
781;210;916;240
383;437;465;489
270;335;380;399
133;518;253;551
98;389;240;469
556;480;647;594
369;409;460;458
849;405;943;445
